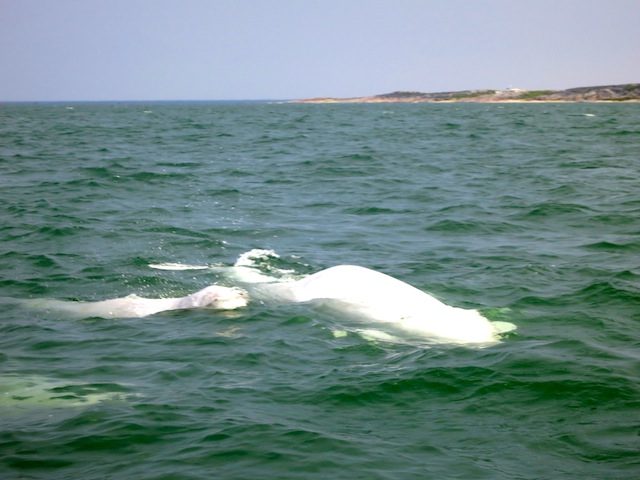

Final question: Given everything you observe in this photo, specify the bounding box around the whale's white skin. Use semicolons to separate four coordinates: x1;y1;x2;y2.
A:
21;247;515;345
28;285;248;319
228;263;516;346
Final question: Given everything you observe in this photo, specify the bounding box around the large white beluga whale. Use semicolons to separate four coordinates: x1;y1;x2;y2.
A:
226;259;516;346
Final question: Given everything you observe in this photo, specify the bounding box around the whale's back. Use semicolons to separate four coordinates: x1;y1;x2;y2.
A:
288;265;514;345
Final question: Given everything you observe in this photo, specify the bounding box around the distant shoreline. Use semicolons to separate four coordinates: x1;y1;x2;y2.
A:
289;83;640;104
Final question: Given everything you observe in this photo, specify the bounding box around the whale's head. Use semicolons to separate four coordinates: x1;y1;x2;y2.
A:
212;287;250;310
180;286;249;310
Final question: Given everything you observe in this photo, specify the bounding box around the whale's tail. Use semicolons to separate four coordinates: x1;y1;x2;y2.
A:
491;320;517;334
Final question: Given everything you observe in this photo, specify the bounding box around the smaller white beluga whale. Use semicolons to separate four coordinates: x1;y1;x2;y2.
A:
25;285;248;319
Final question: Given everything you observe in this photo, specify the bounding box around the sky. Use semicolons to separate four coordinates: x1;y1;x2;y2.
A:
1;0;639;101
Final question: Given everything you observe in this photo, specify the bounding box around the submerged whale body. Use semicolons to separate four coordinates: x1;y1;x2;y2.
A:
0;375;132;411
241;264;515;345
28;285;248;319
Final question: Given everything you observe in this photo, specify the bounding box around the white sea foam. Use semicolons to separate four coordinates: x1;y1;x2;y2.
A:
148;263;210;271
234;248;280;268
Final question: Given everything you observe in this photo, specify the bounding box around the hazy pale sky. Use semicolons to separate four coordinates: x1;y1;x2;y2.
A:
2;0;639;101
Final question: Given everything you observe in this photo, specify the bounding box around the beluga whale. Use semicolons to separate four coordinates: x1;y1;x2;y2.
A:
25;285;249;319
225;259;516;346
23;249;515;346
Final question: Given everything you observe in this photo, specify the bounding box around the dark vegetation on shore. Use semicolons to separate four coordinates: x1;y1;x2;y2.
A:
292;83;640;103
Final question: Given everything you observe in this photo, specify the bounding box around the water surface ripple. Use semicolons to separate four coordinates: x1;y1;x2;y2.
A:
1;102;639;479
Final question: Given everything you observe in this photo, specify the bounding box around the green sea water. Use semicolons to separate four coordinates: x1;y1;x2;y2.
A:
1;102;639;479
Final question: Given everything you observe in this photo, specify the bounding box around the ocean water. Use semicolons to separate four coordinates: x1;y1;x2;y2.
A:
1;101;639;479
